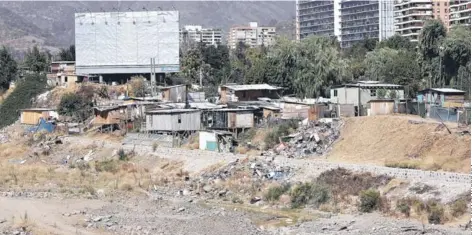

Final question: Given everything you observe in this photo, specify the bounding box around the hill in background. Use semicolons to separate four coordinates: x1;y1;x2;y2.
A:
0;1;295;57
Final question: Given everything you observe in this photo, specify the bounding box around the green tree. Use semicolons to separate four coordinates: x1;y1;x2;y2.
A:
364;48;421;97
294;36;348;98
0;46;18;90
442;25;471;89
378;34;416;51
418;20;447;88
24;46;49;72
58;45;75;61
0;73;47;128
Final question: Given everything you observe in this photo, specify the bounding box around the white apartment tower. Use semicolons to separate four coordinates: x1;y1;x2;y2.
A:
228;22;276;49
394;0;434;42
296;0;394;48
449;0;471;27
180;25;223;46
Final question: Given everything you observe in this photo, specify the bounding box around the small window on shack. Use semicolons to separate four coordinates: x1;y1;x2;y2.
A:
370;89;376;97
333;89;338;97
178;114;182;124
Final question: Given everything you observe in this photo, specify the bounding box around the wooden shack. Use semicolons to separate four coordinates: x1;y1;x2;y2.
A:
160;85;187;103
20;108;59;125
279;101;310;119
219;84;281;104
202;108;254;130
145;109;201;132
93;106;128;125
367;99;395;116
262;106;281;119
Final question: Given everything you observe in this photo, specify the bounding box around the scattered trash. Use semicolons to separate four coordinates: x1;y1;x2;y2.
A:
270;119;342;158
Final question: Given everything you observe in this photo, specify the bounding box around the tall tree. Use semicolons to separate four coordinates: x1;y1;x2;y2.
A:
24;46;48;73
364;48;421;97
418;19;447;88
58;45;75;61
0;46;18;90
295;36;348;98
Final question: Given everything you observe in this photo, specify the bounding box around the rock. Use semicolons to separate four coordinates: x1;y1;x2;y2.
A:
13;231;20;235
218;189;227;197
203;185;213;193
0;219;6;224
93;216;102;222
106;222;114;227
250;197;261;204
178;207;186;212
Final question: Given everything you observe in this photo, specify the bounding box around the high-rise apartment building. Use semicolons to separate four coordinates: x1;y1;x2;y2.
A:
227;22;276;49
296;0;394;48
394;0;434;42
180;25;223;46
449;0;471;27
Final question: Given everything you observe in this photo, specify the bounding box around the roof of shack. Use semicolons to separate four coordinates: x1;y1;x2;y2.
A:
146;109;200;114
221;84;282;91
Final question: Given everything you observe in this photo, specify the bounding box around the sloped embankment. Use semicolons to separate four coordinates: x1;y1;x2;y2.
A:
327;116;470;173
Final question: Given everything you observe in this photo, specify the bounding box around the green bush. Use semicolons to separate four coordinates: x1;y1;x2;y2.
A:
427;203;444;224
290;182;329;208
264;121;299;148
359;189;381;212
57;85;94;122
451;199;468;217
264;184;291;202
118;149;128;161
396;200;411;217
0;73;47;128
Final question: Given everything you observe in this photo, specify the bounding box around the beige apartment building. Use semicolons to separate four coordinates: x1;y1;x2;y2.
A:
227;22;276;49
395;0;471;41
180;25;223;46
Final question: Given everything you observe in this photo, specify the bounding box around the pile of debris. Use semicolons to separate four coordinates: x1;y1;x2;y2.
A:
29;134;63;158
272;119;343;158
199;157;293;183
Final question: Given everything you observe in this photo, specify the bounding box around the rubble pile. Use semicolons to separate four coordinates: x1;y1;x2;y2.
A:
273;119;342;158
29;135;63;158
199;157;293;183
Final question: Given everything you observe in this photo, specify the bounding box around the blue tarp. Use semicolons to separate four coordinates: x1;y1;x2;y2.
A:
27;118;55;133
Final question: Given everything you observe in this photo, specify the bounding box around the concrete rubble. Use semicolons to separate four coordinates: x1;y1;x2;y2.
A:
271;118;342;158
198;157;293;183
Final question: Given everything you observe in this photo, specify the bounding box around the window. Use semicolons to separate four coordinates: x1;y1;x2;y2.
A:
370;89;376;96
445;9;448;13
178;114;182;124
333;89;338;97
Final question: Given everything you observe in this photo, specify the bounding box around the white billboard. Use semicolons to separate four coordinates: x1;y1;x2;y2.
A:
75;11;180;74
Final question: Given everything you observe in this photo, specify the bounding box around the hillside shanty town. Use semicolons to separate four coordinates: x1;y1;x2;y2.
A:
0;2;471;235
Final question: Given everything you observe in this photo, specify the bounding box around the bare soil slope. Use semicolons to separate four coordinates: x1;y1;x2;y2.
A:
327;116;471;173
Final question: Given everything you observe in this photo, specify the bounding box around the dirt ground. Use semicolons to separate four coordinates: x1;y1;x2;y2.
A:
0;117;470;235
327;115;471;173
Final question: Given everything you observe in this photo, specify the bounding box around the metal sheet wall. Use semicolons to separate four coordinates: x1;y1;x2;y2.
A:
75;11;180;74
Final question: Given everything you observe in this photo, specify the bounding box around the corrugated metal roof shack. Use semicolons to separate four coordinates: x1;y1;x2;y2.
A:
20;108;59;125
93;106;128;125
202;108;254;130
279;101;310;120
160;84;187;103
219;84;282;104
146;109;201;132
367;99;395;116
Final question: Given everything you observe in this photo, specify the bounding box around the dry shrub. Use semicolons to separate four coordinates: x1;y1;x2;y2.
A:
235;146;249;154
449;193;470;217
94;160;119;173
264;183;291;202
359;189;381;212
316;168;391;198
290;182;329;209
120;183;133;191
385;161;419;169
